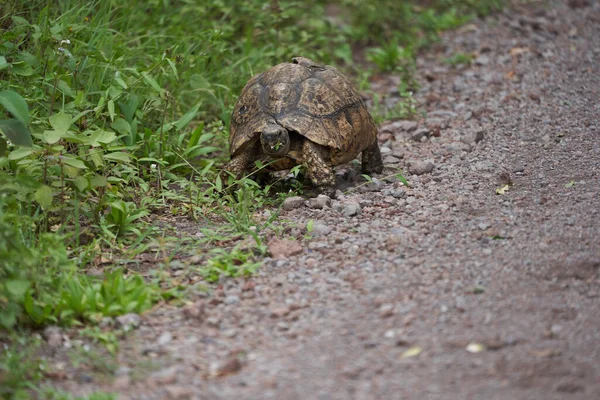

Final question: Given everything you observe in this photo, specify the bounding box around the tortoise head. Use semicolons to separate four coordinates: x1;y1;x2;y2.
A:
260;124;290;157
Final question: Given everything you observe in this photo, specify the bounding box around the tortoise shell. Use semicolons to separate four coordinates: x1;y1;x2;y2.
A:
229;57;378;166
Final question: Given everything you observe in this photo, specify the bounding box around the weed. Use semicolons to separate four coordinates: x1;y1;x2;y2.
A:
200;247;262;283
445;52;475;67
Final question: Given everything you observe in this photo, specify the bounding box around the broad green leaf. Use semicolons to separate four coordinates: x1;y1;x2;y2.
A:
0;90;30;125
0;311;17;329
0;56;8;71
142;71;162;92
166;58;178;80
104;151;131;163
0;119;33;146
111;118;131;136
11;61;33;76
89;129;117;147
49;111;72;134
57;80;75;98
74;176;88;191
89;150;104;167
35;185;53;209
108;99;115;121
90;175;107;187
42;129;64;144
61;156;87;169
114;74;128;89
6;280;30;298
174;102;201;130
7;147;35;160
64;165;79;178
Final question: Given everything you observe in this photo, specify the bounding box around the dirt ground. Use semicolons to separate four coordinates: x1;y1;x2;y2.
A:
47;1;599;399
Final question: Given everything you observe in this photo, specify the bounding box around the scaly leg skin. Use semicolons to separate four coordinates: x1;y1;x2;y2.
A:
361;139;384;175
220;149;257;192
303;140;336;197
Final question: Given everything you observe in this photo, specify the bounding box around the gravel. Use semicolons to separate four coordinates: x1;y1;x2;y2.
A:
46;2;600;399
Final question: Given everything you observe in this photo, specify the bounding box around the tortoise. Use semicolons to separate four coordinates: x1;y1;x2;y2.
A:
222;56;383;196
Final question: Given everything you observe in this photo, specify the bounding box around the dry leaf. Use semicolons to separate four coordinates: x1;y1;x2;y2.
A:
496;184;510;195
401;346;422;359
510;47;530;56
466;343;486;353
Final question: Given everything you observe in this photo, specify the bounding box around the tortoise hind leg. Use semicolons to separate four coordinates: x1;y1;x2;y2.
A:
361;140;383;175
302;140;336;197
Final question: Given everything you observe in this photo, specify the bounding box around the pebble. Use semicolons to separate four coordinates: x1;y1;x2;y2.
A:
310;222;332;237
411;128;430;142
164;386;194;400
157;331;173;346
334;201;362;217
224;295;240;305
408;160;435;175
148;366;179;385
308;194;332;209
282;196;305;211
268;238;303;258
115;313;141;332
43;326;63;348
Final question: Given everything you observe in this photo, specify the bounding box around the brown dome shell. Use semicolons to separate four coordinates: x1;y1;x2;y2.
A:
229;58;377;165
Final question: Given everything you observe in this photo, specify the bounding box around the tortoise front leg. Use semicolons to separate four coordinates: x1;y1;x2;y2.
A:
302;140;336;197
220;149;257;188
361;139;383;175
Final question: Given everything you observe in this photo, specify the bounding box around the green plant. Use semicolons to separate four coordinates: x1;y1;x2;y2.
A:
200;247;262;283
0;338;45;399
444;52;474;66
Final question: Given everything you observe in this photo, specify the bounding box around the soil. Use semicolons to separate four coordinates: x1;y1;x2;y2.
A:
45;1;599;399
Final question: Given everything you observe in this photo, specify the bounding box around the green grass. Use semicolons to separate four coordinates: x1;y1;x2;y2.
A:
0;0;505;396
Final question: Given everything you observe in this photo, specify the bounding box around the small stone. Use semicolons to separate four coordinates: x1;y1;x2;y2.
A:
411;128;430;141
428;110;458;118
446;142;472;153
182;301;205;320
268;238;303;259
282;196;305;211
157;332;173;346
390;120;418;133
165;386;194;399
115;313;141;332
169;260;185;271
478;222;490;231
210;356;243;377
148;366;179;385
112;375;131;390
333;201;361;217
307;194;332;209
310;222;332;237
408;160;435;176
99;317;114;329
224;295;240;305
223;328;238;338
474;131;485;143
379;303;395;318
383;155;400;165
43;326;63;348
382;188;407;199
270;307;291;318
475;54;490;65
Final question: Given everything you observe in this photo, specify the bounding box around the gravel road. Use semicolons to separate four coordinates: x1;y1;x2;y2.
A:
49;1;599;399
